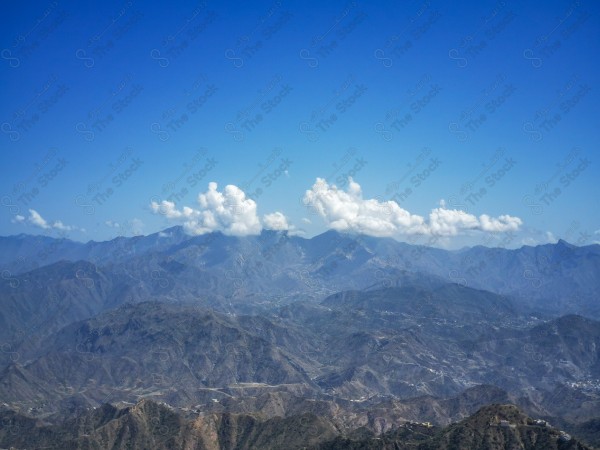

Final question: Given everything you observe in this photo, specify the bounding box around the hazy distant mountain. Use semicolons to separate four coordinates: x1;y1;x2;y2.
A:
0;260;130;345
2;229;598;317
0;226;191;273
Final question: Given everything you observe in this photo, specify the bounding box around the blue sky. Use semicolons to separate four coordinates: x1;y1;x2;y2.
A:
1;0;599;248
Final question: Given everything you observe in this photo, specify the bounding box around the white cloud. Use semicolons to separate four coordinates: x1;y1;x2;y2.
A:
302;178;522;237
478;214;522;232
303;178;427;236
52;220;72;231
14;209;79;232
428;207;479;235
150;200;198;220
263;212;290;231
29;209;50;229
151;182;262;236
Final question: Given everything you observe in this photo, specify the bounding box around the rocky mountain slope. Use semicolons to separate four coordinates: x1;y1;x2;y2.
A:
0;401;593;449
0;229;599;448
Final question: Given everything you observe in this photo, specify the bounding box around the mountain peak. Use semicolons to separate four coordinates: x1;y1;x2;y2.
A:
556;238;576;249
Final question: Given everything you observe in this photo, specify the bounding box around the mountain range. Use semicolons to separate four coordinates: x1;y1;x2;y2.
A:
0;228;598;449
0;401;592;449
2;228;599;315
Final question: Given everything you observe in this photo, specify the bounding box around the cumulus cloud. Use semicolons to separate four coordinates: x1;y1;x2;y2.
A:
263;212;290;231
29;209;50;229
478;214;522;232
151;182;263;236
52;220;72;231
14;209;79;232
302;178;522;237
